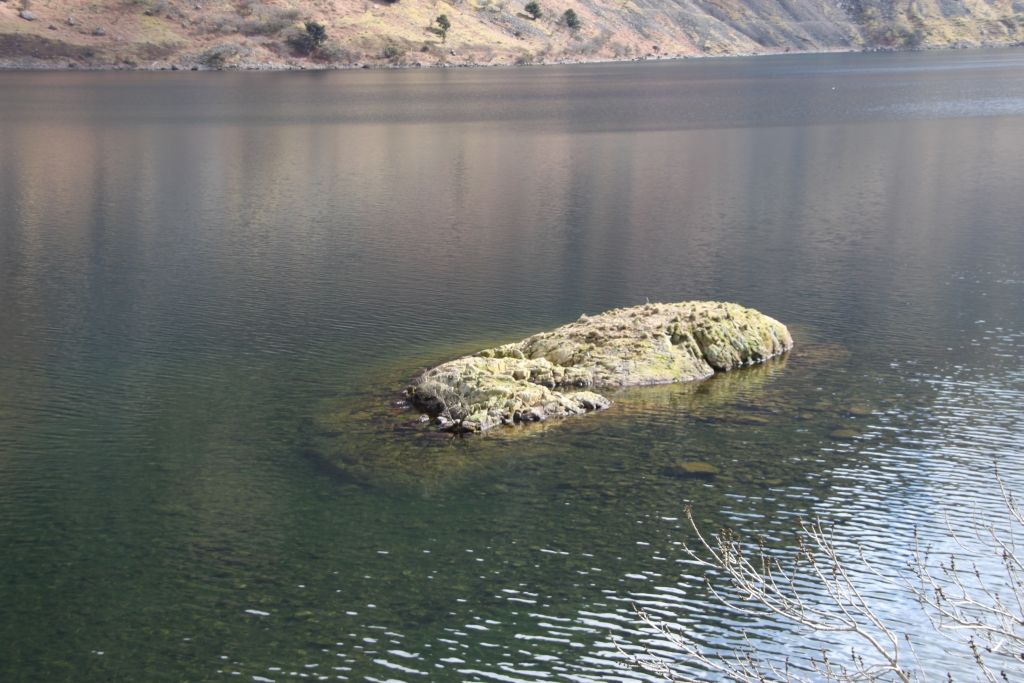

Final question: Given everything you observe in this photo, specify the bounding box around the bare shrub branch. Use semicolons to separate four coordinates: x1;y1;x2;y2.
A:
619;465;1023;682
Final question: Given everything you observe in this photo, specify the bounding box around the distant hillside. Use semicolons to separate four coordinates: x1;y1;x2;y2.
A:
0;0;1020;69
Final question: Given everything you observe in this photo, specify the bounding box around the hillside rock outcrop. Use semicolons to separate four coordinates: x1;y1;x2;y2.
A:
408;301;793;432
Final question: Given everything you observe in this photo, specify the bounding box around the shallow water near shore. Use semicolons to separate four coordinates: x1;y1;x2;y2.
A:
1;49;1023;680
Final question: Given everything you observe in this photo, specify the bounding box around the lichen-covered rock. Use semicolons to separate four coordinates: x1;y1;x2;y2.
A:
408;301;792;432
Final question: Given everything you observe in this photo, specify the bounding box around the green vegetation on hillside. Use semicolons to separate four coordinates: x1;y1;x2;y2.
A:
435;14;450;43
287;19;328;55
562;9;581;30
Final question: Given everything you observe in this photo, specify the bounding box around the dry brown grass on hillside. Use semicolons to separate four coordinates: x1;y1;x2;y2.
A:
0;0;1020;68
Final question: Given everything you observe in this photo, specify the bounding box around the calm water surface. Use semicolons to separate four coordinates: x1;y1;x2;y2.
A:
1;50;1023;681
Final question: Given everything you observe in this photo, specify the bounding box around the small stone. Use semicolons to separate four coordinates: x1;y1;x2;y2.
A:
577;394;610;411
67;16;77;26
93;27;106;36
663;461;720;479
19;10;37;21
522;408;545;422
48;24;58;30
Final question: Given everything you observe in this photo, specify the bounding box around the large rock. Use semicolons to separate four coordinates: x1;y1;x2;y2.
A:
408;301;793;432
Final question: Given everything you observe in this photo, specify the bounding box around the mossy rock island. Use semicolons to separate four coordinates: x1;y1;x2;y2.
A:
407;301;793;433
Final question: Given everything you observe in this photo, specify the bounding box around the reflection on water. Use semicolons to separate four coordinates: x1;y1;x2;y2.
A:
1;50;1023;681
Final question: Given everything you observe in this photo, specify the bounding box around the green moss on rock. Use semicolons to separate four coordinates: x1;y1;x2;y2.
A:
408;301;793;432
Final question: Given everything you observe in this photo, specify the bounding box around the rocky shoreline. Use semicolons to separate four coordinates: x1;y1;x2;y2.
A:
408;302;793;433
0;46;853;72
1;43;1019;73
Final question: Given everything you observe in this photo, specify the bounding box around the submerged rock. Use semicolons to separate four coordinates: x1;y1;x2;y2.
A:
663;461;720;479
407;301;793;433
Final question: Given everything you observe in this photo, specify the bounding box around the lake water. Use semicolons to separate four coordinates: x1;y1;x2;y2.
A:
1;50;1023;681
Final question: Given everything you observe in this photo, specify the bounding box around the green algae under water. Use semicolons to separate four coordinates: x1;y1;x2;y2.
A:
306;334;847;494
